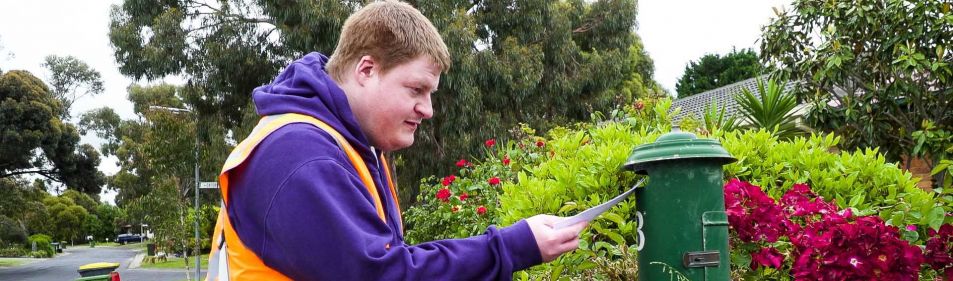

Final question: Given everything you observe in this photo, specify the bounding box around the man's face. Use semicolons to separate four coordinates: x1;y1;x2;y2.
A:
350;55;440;152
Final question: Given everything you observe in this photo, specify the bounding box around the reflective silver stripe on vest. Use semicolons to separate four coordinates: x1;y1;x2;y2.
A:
206;202;229;281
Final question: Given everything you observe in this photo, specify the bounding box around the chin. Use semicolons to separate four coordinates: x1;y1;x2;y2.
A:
382;139;414;152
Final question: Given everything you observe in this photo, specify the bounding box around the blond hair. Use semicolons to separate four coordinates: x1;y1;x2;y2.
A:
326;0;451;82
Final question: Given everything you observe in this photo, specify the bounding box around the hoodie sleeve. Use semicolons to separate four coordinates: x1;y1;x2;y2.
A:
255;157;542;281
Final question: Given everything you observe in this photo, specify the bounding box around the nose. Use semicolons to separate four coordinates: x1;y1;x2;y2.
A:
416;94;433;119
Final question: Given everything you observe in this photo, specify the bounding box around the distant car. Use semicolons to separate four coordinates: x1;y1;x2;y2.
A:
116;234;142;244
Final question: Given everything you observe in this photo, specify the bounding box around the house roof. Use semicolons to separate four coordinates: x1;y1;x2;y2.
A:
670;76;800;122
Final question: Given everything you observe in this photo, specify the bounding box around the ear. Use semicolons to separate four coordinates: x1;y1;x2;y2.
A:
353;55;377;87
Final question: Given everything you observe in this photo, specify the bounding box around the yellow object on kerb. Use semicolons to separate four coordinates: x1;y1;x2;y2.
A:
78;262;120;270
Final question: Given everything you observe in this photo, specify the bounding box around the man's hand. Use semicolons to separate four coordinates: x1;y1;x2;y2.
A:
525;215;587;262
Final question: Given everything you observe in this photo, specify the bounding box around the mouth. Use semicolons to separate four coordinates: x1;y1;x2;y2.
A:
405;120;420;130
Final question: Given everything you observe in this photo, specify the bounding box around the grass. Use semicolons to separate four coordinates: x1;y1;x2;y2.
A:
117;242;148;250
94;242;121;247
0;258;36;267
139;254;209;269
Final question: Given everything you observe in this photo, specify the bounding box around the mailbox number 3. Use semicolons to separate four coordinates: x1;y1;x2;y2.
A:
635;211;645;251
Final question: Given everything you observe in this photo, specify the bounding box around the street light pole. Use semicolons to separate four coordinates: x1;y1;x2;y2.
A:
149;105;202;280
193;126;201;281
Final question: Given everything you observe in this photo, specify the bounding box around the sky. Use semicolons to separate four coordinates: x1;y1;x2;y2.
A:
0;0;787;204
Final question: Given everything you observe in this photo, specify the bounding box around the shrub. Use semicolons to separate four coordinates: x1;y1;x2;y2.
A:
406;97;947;279
726;179;929;280
0;246;27;257
720;129;949;234
0;216;28;246
29;250;52;258
28;234;54;257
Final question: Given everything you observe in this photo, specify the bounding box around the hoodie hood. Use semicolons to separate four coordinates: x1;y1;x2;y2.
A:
252;52;373;156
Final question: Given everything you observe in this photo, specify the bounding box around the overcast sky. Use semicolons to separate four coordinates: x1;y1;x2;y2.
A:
0;0;787;204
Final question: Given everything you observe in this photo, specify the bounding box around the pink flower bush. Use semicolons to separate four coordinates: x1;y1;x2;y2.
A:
925;224;953;278
725;179;928;280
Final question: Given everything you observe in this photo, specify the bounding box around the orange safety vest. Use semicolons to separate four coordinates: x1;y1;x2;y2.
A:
205;113;401;281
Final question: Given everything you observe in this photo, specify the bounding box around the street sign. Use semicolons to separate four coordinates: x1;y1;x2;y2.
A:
200;181;219;189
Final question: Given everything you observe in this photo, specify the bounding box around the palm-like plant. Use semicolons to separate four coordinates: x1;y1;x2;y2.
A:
702;100;740;134
734;78;803;139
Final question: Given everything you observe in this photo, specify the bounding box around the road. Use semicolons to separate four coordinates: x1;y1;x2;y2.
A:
0;245;205;281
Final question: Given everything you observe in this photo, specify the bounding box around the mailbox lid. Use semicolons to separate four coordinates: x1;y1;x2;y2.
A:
623;129;735;173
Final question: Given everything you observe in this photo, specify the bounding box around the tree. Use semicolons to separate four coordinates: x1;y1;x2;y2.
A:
92;204;123;240
0;70;106;196
41;55;105;119
43;196;89;242
62;189;98;214
734;78;803;140
80;84;228;207
760;0;952;171
675;48;765;99
108;0;656;204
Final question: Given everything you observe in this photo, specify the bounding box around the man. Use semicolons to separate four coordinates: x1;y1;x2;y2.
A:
205;1;587;280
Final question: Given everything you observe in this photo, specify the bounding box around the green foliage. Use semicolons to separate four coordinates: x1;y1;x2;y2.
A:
79;84;226;207
92;204;124;241
675;48;765;99
43;196;89;242
41;55;104;120
410;97;945;279
0;216;27;247
124;177;191;255
62;190;98;214
0;70;105;196
700;100;740;135
734;78;803;139
108;0;658;206
405;127;550;244
720;129;950;230
28;234;54;257
760;0;953;172
0;246;27;258
28;250;52;258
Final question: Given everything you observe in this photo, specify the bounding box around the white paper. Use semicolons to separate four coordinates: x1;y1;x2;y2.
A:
552;178;646;229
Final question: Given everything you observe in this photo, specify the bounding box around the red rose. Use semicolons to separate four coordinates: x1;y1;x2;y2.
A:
442;175;456;186
502;155;510;165
536;141;544;147
488;177;500;185
477;205;487;215
456;159;469;168
485;139;496;147
459;192;469;201
436;188;451;202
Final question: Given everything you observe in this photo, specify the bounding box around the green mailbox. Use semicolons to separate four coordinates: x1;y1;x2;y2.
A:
624;127;736;281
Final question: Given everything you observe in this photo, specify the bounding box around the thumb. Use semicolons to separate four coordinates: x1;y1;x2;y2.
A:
554;221;587;242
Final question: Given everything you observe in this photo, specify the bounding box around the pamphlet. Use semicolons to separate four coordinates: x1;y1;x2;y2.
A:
552;178;646;229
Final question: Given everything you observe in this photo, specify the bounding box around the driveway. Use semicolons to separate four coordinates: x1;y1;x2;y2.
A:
0;245;205;281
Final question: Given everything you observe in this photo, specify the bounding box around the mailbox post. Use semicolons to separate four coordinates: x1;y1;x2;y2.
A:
623;127;736;281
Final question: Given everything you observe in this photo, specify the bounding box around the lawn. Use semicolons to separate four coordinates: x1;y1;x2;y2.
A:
0;258;37;267
139;254;208;269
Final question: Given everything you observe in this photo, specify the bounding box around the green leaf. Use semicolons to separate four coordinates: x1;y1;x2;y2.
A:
926;206;944;230
550;264;564;281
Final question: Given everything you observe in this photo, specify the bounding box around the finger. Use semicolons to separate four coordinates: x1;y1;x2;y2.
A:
558;237;581;253
553;227;582;243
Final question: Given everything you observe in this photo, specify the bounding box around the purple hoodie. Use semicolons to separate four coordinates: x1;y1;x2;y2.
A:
227;52;542;280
